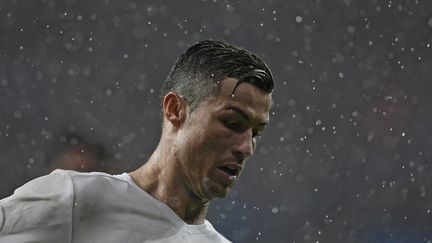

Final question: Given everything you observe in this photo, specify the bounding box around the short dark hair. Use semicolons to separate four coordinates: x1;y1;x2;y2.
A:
161;39;274;112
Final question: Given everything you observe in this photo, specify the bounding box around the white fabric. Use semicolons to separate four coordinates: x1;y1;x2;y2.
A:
0;169;231;243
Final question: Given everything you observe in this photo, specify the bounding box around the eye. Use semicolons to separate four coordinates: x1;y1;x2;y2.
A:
223;120;244;133
252;130;261;138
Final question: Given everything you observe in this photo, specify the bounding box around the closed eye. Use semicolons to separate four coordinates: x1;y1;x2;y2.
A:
222;107;268;139
223;120;245;133
223;119;263;139
252;130;261;138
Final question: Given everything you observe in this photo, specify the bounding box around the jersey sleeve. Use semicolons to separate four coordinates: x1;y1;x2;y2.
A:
0;169;74;242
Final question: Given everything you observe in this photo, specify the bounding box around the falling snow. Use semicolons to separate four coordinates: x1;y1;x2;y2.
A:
1;0;432;242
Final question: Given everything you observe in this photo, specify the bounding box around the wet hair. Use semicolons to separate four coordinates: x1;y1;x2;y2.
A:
161;39;274;112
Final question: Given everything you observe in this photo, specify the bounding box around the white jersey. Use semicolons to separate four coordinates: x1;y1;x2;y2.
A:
0;169;231;243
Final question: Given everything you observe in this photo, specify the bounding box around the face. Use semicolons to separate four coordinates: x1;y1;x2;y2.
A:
174;78;272;202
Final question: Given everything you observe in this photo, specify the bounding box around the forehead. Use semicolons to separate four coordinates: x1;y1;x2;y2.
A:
206;78;272;122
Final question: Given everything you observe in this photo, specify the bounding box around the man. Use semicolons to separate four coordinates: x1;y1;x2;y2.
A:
0;40;273;242
46;131;110;173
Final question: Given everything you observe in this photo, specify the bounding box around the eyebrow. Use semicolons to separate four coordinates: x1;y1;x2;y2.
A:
227;107;268;127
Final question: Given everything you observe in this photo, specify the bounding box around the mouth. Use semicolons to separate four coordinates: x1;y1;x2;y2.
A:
217;165;240;177
215;162;243;184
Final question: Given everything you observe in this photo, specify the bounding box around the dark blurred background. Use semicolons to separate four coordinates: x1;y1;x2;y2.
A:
1;0;432;242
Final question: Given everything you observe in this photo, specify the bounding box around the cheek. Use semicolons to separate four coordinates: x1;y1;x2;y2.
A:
195;136;222;157
179;129;216;163
191;131;233;164
181;118;235;160
207;131;237;155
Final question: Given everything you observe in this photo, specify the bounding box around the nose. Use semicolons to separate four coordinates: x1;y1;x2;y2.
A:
232;129;254;164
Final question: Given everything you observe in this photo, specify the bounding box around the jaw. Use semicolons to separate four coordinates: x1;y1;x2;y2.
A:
181;172;234;204
204;169;238;199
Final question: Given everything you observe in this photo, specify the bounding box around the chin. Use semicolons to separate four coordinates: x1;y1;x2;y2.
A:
206;184;233;200
201;176;236;200
217;190;231;199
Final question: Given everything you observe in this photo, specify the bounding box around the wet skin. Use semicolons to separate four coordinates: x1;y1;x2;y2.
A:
129;77;272;224
174;77;272;202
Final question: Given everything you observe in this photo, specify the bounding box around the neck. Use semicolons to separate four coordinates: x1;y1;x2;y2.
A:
129;144;210;225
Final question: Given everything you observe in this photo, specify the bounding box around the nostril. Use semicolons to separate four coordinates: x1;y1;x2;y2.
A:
232;151;245;164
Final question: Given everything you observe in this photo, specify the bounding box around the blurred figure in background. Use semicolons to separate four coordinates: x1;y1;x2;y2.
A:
47;132;109;173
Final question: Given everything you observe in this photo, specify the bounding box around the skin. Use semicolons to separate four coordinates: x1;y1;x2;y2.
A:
129;77;272;224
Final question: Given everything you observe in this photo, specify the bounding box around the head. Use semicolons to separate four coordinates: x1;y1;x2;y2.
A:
160;40;273;203
161;40;273;113
46;131;108;172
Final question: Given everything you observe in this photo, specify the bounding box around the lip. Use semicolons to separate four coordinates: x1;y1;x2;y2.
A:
215;167;237;185
214;163;243;185
219;162;243;172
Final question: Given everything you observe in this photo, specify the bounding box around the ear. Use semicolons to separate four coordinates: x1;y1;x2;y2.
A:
162;92;187;128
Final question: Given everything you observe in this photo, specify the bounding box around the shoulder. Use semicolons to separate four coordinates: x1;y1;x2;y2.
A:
0;170;134;238
65;171;132;218
201;220;232;243
2;169;75;203
0;169;75;234
67;170;130;195
0;170;129;234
